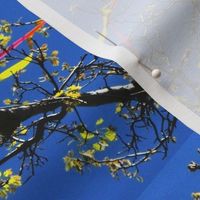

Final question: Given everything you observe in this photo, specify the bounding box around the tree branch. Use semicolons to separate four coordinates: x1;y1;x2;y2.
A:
80;83;146;107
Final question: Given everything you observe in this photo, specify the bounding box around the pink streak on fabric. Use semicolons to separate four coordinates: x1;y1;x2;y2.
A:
0;20;45;60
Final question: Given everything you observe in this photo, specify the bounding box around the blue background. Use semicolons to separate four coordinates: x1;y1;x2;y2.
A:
0;1;200;199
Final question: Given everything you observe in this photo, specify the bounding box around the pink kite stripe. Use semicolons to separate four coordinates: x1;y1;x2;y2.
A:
0;20;45;59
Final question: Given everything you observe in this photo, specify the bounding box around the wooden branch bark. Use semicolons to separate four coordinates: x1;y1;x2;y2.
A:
80;83;146;106
0;83;147;137
0;110;67;166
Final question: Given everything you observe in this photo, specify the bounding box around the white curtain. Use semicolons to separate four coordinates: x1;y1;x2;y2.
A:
18;0;200;134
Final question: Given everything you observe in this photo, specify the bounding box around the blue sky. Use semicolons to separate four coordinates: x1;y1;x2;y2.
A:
1;1;200;200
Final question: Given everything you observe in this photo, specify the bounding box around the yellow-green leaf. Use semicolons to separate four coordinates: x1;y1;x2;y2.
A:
96;118;104;126
54;90;64;97
115;102;123;113
0;169;21;199
121;159;132;167
104;128;117;142
3;169;12;177
192;192;200;199
20;128;28;135
51;50;59;57
93;140;108;151
22;101;29;106
80;131;94;140
0;34;11;47
8;175;21;187
80;149;95;159
51;57;59;66
40;43;48;51
93;143;101;151
67;85;81;91
3;98;11;105
63;156;74;171
0;59;7;67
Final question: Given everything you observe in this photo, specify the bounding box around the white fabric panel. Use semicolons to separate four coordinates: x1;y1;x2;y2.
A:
18;0;200;134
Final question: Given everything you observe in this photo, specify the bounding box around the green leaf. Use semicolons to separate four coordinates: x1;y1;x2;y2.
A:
0;169;21;199
115;102;123;113
0;20;12;34
63;156;74;171
22;101;29;106
3;169;12;177
93;143;101;151
80;131;94;140
63;155;83;172
104;128;117;142
96;118;104;126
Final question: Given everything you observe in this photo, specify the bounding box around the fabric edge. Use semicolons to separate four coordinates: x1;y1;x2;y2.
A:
17;0;200;134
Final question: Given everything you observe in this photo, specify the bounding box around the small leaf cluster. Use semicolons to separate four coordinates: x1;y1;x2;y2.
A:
0;169;21;199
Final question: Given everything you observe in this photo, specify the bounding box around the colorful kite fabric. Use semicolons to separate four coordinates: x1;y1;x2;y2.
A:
0;20;45;59
0;54;33;81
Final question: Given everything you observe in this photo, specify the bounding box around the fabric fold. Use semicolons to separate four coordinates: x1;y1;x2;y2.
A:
17;0;200;135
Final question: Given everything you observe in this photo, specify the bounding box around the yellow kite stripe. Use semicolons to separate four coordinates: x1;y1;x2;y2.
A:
0;54;33;81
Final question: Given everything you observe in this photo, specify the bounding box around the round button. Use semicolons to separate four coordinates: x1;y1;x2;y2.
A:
151;69;161;78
